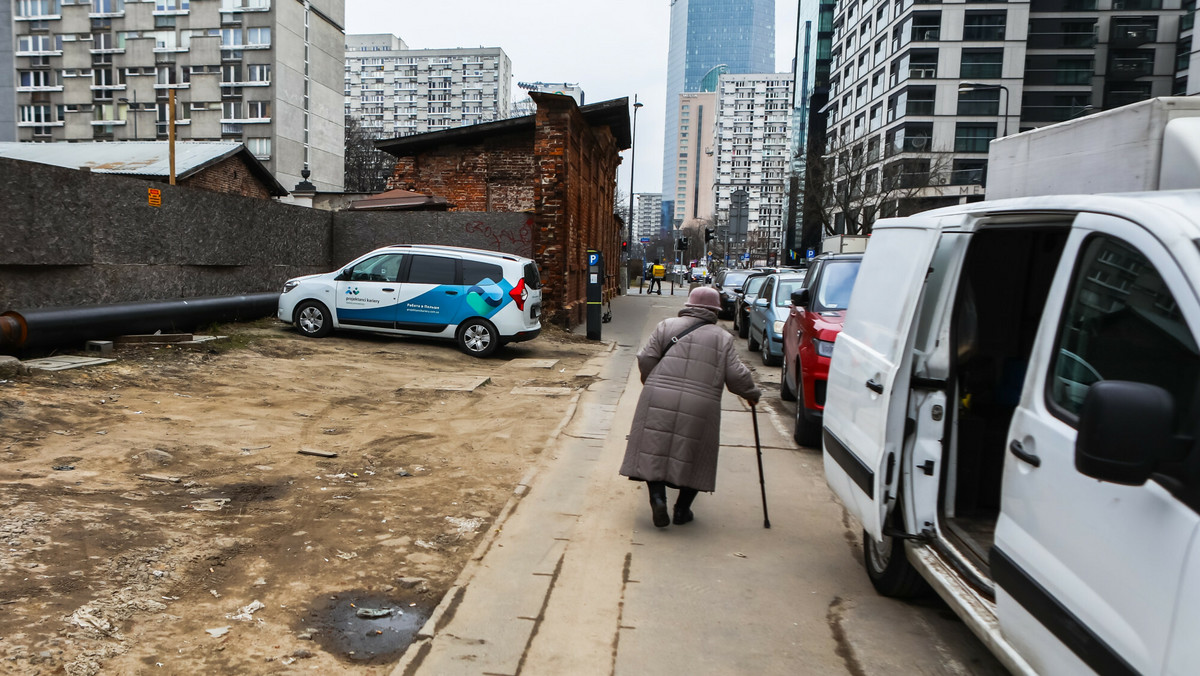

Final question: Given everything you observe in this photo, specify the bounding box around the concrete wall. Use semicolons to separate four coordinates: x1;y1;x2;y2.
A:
0;158;527;311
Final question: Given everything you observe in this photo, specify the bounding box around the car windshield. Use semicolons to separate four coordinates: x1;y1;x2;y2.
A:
744;276;767;296
814;261;861;311
775;275;808;306
723;271;751;287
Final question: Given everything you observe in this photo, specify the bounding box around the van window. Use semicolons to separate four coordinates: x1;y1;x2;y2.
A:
348;254;404;283
1049;235;1200;431
523;262;542;290
463;260;503;286
407;255;458;285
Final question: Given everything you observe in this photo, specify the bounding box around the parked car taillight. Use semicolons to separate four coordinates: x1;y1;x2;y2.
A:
510;278;527;311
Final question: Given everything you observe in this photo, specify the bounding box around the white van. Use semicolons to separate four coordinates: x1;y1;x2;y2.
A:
278;244;542;357
822;191;1200;675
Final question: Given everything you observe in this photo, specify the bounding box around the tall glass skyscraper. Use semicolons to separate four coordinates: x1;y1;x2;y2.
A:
661;0;775;234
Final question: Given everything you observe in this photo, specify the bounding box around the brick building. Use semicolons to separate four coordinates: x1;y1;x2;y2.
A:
377;93;631;327
0;141;288;198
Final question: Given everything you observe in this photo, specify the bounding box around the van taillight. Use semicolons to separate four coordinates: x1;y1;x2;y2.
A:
510;278;527;310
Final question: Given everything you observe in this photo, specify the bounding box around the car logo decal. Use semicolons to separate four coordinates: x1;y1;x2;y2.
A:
346;287;360;296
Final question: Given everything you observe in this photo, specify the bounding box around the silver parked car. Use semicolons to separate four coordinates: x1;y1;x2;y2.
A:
746;271;807;366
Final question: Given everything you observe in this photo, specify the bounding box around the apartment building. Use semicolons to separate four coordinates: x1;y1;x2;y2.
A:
7;0;346;193
633;192;662;242
671;91;717;229
344;34;510;139
713;73;794;259
818;0;1189;232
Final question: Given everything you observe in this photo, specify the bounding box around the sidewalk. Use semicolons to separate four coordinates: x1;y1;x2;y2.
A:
390;291;1002;676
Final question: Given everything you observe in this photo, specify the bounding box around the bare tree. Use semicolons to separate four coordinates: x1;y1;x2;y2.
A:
808;131;955;236
344;115;395;193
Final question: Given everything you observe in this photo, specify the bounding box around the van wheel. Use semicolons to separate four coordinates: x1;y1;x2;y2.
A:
793;384;820;447
748;329;761;352
295;300;333;338
780;361;796;402
864;511;929;598
457;318;499;358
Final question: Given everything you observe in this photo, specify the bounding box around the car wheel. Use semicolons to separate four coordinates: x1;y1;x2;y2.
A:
457;317;499;358
780;360;796;402
793;381;820;447
747;327;760;352
761;332;781;367
295;300;333;338
864;508;929;598
738;312;749;339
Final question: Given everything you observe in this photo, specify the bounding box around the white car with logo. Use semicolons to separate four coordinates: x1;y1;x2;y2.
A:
278;244;542;357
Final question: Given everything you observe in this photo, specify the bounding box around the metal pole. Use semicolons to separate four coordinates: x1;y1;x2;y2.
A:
625;96;642;294
168;87;176;185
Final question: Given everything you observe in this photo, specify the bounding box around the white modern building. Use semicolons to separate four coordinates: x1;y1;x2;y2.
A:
344;34;511;138
511;81;583;116
633;192;662;242
671;91;717;229
713;73;793;258
6;0;347;193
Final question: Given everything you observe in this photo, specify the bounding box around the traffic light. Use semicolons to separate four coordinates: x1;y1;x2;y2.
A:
705;227;715;243
622;240;628;251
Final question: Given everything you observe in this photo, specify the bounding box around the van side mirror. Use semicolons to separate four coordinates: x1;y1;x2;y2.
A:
1076;381;1174;486
791;288;810;308
336;268;352;281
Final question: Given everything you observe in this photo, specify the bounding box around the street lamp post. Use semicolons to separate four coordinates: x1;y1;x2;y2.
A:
958;81;1010;137
623;96;643;293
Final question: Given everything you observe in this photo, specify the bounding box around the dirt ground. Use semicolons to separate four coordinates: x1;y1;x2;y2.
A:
0;320;607;675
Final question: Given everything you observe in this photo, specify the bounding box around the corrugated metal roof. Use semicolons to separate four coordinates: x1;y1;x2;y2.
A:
0;141;243;178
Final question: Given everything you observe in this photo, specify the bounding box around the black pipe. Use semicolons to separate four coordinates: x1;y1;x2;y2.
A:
0;292;280;352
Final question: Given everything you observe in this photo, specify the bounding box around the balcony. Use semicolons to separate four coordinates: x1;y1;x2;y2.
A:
1108;59;1155;80
1109;25;1157;48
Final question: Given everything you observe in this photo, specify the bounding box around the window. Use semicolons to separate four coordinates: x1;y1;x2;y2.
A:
963;12;1006;40
90;0;123;13
407;255;457;285
221;64;241;83
220;28;242;46
155;0;188;9
246;100;269;118
1048;235;1198;429
462;260;503;286
957;88;999;115
18;70;56;89
222;101;240;119
961;49;1003;78
17;0;60;17
954;123;996;152
246;27;270;46
349;254;404;283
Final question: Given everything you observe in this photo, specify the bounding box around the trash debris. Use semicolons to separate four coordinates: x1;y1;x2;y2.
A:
395;469;413;477
354;607;395;619
230;600;265;621
190;498;231;512
335;551;357;561
240;444;270;451
206;626;231;638
152;570;166;578
210;589;221;599
298;448;338;458
52;465;75;471
734;552;747;558
140;474;182;484
445;516;483;535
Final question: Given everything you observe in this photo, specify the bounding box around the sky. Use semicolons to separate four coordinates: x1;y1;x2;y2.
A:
344;0;799;198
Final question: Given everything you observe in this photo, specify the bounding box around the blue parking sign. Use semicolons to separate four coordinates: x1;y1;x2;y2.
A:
806;248;816;260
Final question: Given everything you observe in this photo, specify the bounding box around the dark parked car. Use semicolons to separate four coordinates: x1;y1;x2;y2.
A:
733;273;770;338
713;269;755;319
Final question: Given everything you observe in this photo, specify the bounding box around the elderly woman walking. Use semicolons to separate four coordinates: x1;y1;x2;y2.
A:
620;286;761;528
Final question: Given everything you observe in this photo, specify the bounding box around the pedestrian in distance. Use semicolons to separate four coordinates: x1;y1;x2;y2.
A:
648;259;666;295
619;286;762;527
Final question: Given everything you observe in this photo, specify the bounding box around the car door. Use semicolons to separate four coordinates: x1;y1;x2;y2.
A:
396;254;462;335
752;276;776;337
994;212;1200;675
823;221;942;540
335;252;404;330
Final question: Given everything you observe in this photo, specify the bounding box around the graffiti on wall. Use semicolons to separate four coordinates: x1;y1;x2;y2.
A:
464;217;533;252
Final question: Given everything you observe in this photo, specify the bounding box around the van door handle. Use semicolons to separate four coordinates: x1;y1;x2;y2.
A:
381;288;395;292
445;290;459;296
1009;440;1041;468
866;378;884;394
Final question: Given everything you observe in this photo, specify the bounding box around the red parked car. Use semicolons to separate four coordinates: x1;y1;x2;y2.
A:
781;253;863;446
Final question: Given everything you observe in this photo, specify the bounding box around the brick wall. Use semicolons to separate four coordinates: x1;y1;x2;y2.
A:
387;135;537;212
180;154;274;199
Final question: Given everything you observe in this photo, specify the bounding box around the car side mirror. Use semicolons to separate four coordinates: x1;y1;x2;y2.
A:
1076;381;1173;486
335;268;352;281
791;288;810;308
754;298;768;308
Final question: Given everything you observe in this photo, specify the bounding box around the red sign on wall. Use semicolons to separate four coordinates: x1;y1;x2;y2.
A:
148;188;162;207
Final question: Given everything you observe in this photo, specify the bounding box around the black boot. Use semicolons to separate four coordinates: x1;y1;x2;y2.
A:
647;481;670;528
674;488;698;525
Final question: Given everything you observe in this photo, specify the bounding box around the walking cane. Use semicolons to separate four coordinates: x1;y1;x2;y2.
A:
750;402;771;529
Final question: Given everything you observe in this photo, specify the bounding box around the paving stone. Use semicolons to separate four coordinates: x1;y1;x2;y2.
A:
504;359;559;369
510;386;574;396
397;375;491;392
22;355;115;371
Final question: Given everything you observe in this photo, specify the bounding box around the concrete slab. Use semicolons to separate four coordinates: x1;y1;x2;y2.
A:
504;358;559;369
396;376;490;392
509;386;574;396
22;355;116;371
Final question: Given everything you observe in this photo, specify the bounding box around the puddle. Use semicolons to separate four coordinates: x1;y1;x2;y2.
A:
306;591;432;664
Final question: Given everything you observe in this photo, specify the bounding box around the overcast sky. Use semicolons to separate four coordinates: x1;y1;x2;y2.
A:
345;1;799;198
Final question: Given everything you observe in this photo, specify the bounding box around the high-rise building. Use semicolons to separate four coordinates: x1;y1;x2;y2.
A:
713;73;793;260
633;192;662;242
814;0;1190;234
344;34;511;139
661;0;775;229
671;91;716;229
6;0;346;193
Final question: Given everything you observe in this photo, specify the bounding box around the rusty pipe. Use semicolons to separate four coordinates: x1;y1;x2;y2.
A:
0;292;280;353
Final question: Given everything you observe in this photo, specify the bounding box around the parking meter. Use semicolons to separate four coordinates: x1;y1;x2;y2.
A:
587;249;603;340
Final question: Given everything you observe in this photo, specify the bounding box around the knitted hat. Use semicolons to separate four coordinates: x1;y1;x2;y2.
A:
685;286;722;312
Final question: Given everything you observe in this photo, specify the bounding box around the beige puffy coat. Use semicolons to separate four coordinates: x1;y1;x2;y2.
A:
619;307;761;492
